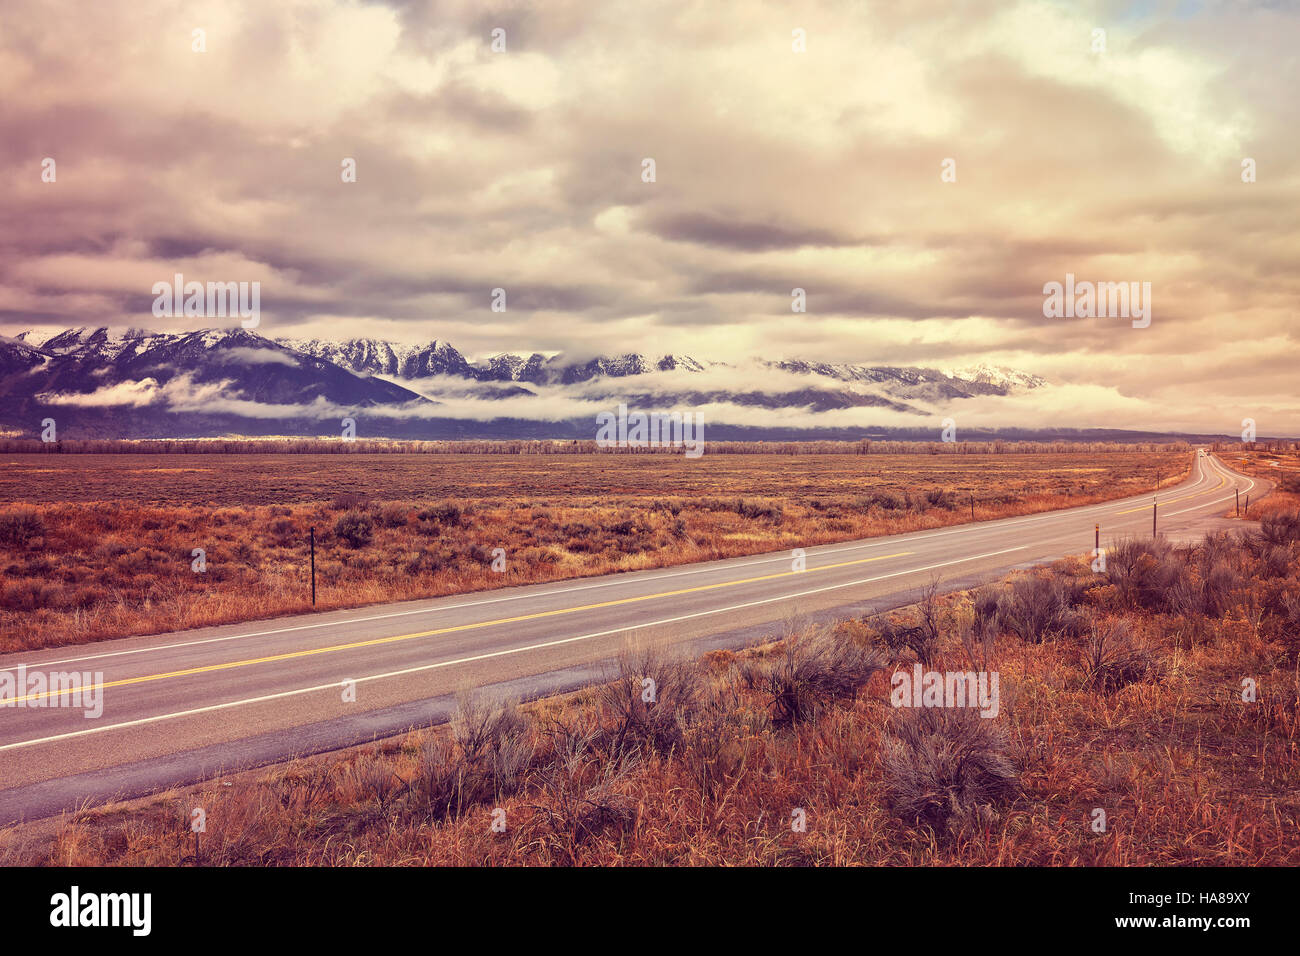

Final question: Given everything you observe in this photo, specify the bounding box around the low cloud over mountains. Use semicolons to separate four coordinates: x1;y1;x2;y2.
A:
0;326;1140;441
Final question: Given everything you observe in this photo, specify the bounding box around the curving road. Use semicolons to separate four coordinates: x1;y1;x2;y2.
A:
0;452;1264;825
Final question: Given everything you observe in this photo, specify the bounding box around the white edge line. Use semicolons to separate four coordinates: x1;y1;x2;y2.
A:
0;546;1027;752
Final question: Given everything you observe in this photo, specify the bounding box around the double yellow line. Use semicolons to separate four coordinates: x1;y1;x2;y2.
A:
6;549;913;705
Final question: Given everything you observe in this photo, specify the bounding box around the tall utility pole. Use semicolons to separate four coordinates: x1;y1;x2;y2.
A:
1152;499;1157;537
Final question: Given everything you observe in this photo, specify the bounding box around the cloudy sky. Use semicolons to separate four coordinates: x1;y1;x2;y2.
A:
2;0;1297;435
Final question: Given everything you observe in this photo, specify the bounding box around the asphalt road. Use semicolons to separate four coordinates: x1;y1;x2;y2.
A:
0;452;1264;825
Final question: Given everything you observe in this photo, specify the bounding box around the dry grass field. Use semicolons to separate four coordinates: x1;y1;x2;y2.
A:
6;495;1297;866
0;451;1188;652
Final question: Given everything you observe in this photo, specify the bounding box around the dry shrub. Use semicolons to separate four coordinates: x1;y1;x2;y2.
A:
333;510;373;548
741;624;886;725
958;615;997;674
1080;620;1159;693
409;693;533;821
925;488;958;510
997;571;1087;643
595;645;703;756
182;787;288;865
869;580;945;663
330;492;370;511
679;673;760;800
1257;543;1298;580
734;498;783;522
267;516;297;547
971;585;1001;640
1280;590;1300;639
1167;550;1242;618
881;707;1019;833
527;721;640;860
1106;538;1182;610
411;735;462;821
0;507;44;547
346;754;406;823
275;765;333;814
1260;511;1300;547
451;692;534;799
378;503;409;528
1107;533;1263;618
417;502;462;527
862;490;906;511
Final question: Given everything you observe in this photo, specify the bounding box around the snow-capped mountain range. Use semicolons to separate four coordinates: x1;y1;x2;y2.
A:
0;326;1049;440
278;336;716;386
275;335;1044;394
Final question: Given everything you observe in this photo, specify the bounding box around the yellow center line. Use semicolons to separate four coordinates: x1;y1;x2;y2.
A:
8;549;914;705
1114;474;1224;515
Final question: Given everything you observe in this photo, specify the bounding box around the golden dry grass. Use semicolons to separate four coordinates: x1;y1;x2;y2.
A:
6;504;1297;867
0;451;1187;652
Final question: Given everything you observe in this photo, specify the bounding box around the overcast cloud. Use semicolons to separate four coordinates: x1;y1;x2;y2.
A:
1;0;1296;434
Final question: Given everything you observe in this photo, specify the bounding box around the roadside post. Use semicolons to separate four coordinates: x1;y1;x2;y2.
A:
310;527;317;606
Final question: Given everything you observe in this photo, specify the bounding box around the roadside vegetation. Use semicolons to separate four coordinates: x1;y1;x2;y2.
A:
0;450;1188;652
1215;445;1300;522
6;499;1297;866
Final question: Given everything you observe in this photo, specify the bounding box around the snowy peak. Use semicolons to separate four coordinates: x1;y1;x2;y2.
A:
4;326;425;415
772;359;1046;395
658;354;708;373
476;351;551;383
16;326;113;353
941;363;1046;390
278;337;472;380
472;351;712;384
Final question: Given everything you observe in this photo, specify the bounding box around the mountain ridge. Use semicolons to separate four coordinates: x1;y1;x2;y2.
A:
0;325;1054;440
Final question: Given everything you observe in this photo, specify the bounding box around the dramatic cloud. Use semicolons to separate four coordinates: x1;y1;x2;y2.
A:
1;0;1297;433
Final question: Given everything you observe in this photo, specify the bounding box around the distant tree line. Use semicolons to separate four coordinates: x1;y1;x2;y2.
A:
1210;441;1300;454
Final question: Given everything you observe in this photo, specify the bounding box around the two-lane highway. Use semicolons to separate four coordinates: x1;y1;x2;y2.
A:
0;453;1264;824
